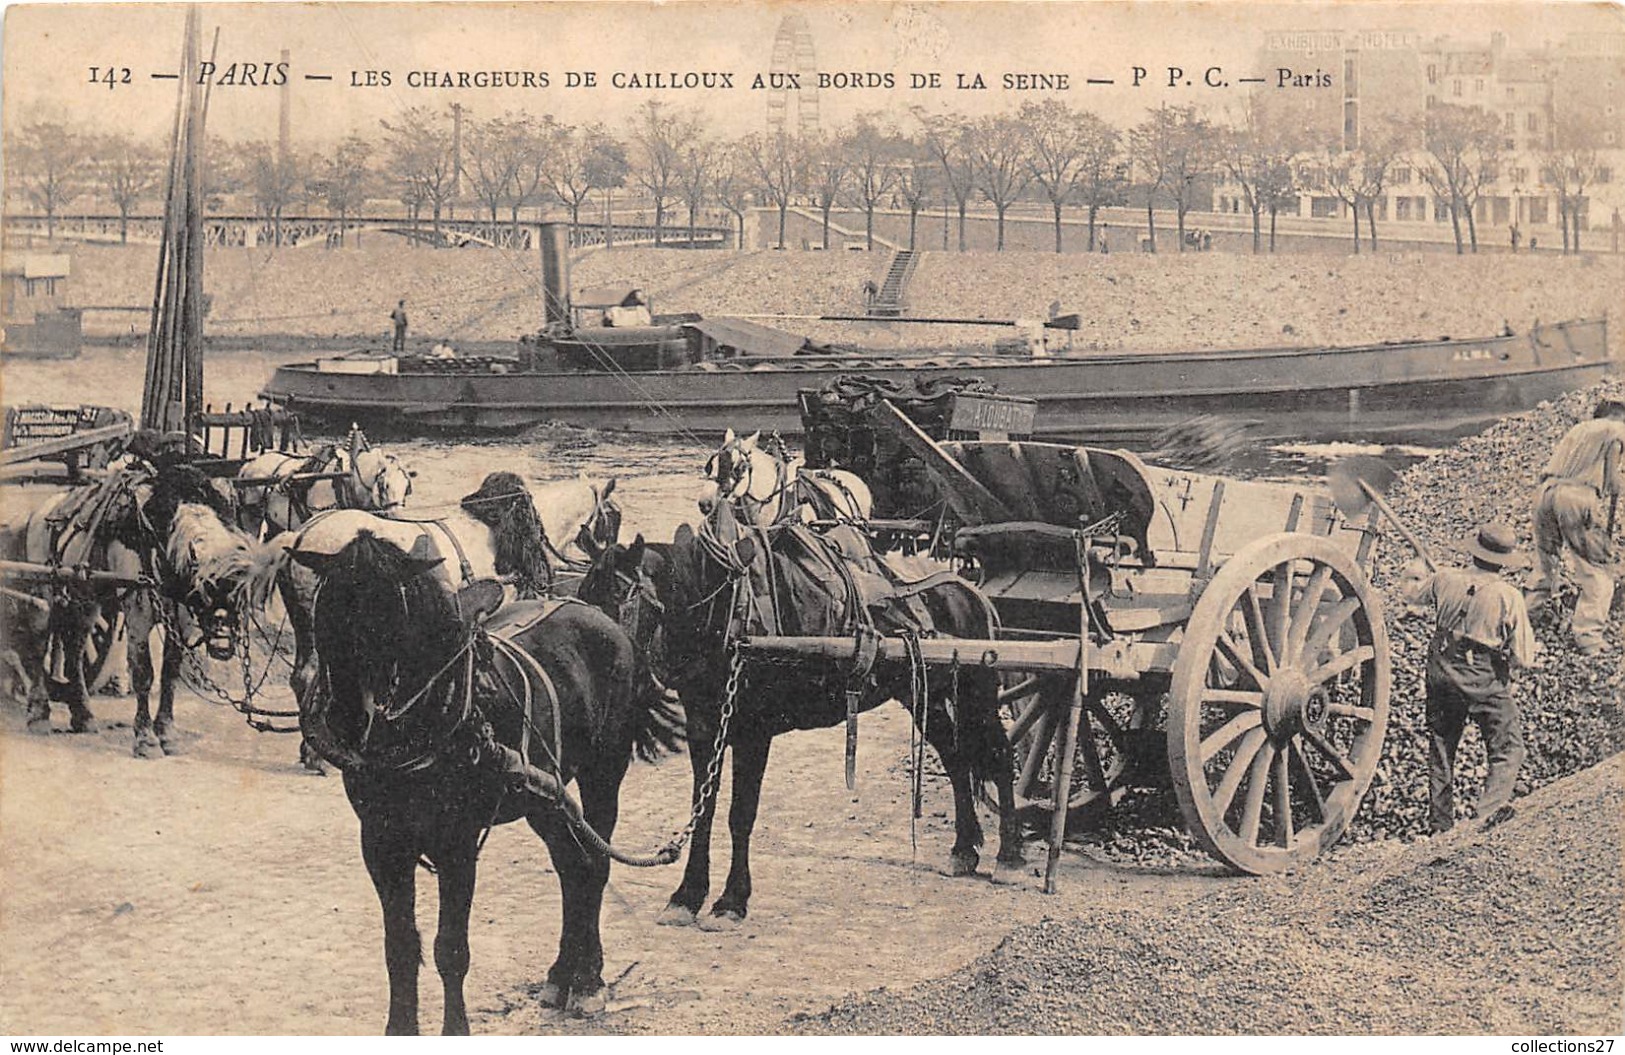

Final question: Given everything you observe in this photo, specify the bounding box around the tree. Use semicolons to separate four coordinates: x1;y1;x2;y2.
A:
381;107;457;243
1544;108;1605;254
895;136;938;252
712;140;754;251
314;134;373;248
1020;100;1088;253
244;141;304;246
743;131;802;248
10;121;88;240
545;123;606;228
807;132;850;249
1069;110;1124;252
582;128;629;245
914;108;976;251
97;134;161;244
843;113;901;250
967;113;1029;251
1421;103;1500;253
629;101;691;246
1129;108;1172;252
675;135;717;246
506;114;558;233
1219;102;1300;253
464;113;523;225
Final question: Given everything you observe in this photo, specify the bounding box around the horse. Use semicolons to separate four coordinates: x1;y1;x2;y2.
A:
586;497;1022;930
277;515;682;1031
703;429;872;526
7;461;278;756
236;426;413;537
265;468;616;772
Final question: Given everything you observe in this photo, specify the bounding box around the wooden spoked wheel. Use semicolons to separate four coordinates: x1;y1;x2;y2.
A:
1006;676;1157;817
1168;533;1389;874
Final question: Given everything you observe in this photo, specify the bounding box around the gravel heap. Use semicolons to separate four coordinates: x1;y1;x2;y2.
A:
1353;378;1625;840
794;759;1622;1034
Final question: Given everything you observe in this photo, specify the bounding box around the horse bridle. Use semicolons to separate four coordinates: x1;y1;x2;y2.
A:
706;439;791;521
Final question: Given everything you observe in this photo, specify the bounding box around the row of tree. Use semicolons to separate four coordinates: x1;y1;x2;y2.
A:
6;96;1612;254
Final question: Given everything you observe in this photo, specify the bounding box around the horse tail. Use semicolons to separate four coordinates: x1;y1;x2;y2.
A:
630;680;686;763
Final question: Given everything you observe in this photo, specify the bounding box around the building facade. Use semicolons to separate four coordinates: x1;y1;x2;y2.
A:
1220;29;1625;248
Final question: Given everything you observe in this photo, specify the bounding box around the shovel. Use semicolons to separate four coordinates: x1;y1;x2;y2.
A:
1327;455;1440;572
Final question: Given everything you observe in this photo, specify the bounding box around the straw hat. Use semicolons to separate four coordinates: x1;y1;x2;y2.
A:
1465;521;1528;569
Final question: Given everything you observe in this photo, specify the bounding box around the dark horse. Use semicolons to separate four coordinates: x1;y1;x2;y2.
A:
285;521;681;1032
580;500;1023;930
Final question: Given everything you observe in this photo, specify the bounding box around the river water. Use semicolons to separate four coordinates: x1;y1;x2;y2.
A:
1;344;1436;538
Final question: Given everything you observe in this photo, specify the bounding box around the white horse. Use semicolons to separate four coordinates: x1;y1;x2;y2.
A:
236;427;413;538
259;470;621;740
701;429;872;526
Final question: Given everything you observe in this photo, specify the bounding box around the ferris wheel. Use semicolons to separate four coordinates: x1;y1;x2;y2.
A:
766;13;820;137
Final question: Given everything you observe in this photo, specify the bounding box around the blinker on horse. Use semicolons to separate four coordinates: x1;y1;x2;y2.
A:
288;515;680;1033
583;491;1023;932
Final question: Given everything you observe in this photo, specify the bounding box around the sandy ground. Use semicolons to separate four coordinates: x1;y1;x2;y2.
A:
0;691;1224;1036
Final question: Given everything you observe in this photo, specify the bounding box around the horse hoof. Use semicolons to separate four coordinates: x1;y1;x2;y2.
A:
536;982;567;1010
697;909;744;932
565;989;606;1018
942;850;980;878
25;716;51;735
133;735;162;759
655;903;698;928
69;716;98;735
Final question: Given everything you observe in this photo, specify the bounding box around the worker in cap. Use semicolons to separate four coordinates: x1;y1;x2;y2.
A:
1400;521;1536;832
1528;397;1625;655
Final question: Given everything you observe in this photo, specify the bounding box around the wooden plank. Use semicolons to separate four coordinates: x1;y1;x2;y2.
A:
866;399;1013;525
0;422;134;466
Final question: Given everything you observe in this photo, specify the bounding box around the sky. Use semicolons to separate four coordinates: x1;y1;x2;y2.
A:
3;1;1622;147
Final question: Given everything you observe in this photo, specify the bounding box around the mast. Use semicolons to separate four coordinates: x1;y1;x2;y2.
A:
140;6;207;436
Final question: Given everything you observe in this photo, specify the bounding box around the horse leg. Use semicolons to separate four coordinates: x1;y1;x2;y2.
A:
281;572;325;774
360;816;422;1035
917;700;984;878
659;708;720;927
429;833;478;1035
154;623;183;754
701;730;771;929
128;608;161;758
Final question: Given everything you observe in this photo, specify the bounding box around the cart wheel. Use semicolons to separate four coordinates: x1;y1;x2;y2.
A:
1168;532;1389;874
1006;677;1155;817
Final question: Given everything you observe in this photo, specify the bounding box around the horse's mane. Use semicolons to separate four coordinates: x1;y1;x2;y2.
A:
147;462;235;532
460;471;550;598
166;502;273;605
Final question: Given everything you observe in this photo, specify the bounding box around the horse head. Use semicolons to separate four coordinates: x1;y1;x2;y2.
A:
345;426;414;512
291;525;461;771
136;463;267;661
574;476;622;562
701;429;787;522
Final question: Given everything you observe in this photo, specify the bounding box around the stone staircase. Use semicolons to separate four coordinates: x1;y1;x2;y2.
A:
867;250;917;317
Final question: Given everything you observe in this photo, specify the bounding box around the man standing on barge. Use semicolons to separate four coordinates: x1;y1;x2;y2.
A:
390;299;408;353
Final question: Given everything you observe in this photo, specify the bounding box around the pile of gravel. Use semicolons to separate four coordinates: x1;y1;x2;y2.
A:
794;760;1621;1035
1352;378;1625;840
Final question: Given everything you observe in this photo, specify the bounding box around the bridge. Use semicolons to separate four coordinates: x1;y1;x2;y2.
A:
3;213;733;251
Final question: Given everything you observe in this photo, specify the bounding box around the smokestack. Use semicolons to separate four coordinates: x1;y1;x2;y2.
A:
539;222;571;332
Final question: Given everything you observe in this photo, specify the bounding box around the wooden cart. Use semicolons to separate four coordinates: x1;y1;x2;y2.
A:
753;394;1390;886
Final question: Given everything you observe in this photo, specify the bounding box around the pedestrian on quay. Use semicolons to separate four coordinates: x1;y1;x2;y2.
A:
1528;397;1625;654
1400;522;1536;832
1510;223;1521;253
390;299;408;353
1099;223;1110;254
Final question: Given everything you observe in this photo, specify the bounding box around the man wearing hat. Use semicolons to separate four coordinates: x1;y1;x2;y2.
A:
1528;397;1625;655
1401;521;1536;832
